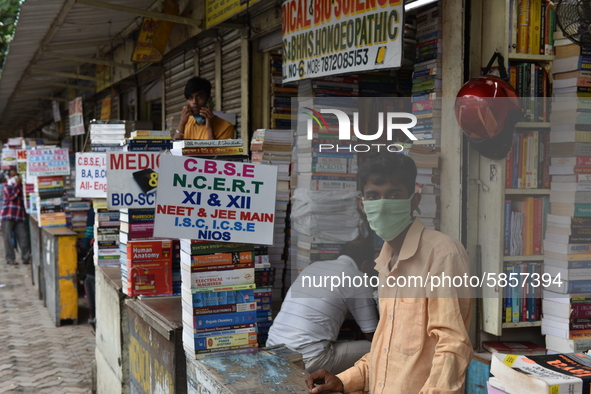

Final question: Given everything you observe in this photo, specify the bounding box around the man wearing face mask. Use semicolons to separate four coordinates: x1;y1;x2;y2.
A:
307;152;472;394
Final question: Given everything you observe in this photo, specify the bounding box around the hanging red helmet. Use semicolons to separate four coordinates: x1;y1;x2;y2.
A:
455;76;522;160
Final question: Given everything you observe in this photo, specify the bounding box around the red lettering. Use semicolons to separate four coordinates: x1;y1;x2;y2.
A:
204;161;217;174
334;0;343;18
282;2;288;34
356;0;364;13
185;158;198;172
324;0;332;21
367;0;376;9
290;1;297;32
125;154;137;170
110;154;124;170
242;164;255;178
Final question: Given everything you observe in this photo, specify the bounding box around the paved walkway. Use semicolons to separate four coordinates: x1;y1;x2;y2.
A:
0;250;95;393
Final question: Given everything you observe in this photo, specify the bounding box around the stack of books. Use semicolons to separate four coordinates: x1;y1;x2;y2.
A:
250;129;293;299
65;198;91;238
541;58;591;352
171;139;245;157
254;255;274;346
270;55;297;130
93;199;121;266
180;240;259;359
410;145;441;230
34;176;66;227
508;0;555;55
1;146;16;170
119;208;154;243
411;4;442;147
121;239;174;297
90;121;126;152
488;352;591;393
125;130;172;152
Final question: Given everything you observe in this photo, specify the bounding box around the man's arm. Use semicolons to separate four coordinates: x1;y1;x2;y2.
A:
175;106;192;139
421;252;473;393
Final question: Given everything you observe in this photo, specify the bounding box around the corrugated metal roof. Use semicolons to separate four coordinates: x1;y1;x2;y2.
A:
0;0;157;138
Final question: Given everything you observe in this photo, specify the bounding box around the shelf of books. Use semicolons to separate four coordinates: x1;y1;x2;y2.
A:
541;34;591;354
479;0;557;337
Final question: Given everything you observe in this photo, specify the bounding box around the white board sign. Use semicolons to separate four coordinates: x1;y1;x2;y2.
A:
153;155;278;245
75;153;107;198
106;152;161;209
26;148;70;177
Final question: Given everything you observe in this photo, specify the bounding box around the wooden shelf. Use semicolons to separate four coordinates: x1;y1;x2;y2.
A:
505;189;550;195
502;321;542;328
503;255;544;262
508;53;555;62
515;122;551;129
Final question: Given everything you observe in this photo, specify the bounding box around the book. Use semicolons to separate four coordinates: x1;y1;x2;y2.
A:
545;334;591;353
542;299;591;319
490;352;591;393
483;341;546;355
181;268;255;289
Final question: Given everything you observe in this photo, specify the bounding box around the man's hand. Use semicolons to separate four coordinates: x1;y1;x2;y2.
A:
201;106;215;139
306;369;344;393
179;105;192;127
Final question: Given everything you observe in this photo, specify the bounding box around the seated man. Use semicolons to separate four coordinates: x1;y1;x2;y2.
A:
307;152;472;394
173;76;234;140
266;238;378;375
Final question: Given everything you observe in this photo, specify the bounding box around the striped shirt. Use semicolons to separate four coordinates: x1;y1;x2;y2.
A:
266;255;378;359
0;183;25;222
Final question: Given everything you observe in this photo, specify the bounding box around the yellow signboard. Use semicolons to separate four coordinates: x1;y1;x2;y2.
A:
100;97;112;121
132;0;179;63
205;0;260;28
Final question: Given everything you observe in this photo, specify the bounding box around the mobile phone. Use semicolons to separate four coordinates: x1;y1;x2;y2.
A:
193;98;214;125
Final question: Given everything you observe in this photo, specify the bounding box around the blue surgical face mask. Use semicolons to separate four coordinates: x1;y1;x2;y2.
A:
362;194;415;241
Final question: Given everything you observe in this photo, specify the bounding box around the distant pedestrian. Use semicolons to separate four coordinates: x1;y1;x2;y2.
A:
1;169;30;265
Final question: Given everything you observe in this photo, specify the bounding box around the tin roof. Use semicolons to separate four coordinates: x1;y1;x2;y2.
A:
0;0;160;138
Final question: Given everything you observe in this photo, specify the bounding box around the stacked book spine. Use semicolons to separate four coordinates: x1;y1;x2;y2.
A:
125;130;172;152
271;54;297;130
121;239;173;297
250;129;294;300
90;121;126;152
93;198;121;266
180;240;259;359
411;4;442;147
541;52;591;353
35;175;66;227
508;0;555;55
171;139;246;157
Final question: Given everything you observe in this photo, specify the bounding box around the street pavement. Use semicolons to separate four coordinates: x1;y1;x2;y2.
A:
0;251;95;393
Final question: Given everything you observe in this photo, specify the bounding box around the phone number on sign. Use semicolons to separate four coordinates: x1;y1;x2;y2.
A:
305;48;369;76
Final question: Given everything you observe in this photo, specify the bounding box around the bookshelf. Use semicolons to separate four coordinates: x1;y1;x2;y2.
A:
477;0;554;337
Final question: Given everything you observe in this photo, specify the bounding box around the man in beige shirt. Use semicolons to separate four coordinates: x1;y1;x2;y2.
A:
173;76;234;140
307;152;473;394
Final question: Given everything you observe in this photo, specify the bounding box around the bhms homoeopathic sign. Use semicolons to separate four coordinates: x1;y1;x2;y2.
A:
282;0;403;82
153;155;278;245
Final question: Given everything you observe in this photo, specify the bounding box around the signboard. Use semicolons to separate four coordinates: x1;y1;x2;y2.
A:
26;148;70;177
68;97;84;136
106;152;161;210
75;153;107;198
206;0;260;28
281;0;403;82
52;100;61;123
131;0;178;63
100;98;111;121
153;155;278;245
1;148;16;170
16;149;27;175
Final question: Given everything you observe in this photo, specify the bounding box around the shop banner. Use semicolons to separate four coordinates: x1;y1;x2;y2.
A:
131;0;178;63
52;100;61;123
1;148;16;170
26;148;70;177
153;155;278;245
16;150;27;175
69;97;84;136
106;152;161;210
100;98;111;121
281;0;403;82
75;153;107;198
206;0;260;28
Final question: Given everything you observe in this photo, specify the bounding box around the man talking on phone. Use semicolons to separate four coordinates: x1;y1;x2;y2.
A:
174;76;235;140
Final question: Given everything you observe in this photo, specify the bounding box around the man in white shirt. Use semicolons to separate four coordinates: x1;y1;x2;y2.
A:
266;240;378;374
